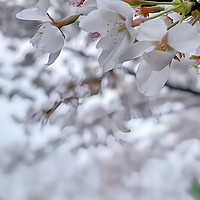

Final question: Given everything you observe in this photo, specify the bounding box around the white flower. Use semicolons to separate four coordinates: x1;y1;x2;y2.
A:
16;0;64;66
29;22;64;54
120;18;200;95
171;54;200;72
79;0;136;72
77;90;130;133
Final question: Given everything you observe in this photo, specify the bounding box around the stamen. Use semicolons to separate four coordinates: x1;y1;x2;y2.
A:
90;32;101;38
154;34;172;51
71;0;86;7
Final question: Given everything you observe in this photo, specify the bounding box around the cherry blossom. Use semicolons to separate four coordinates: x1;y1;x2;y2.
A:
16;0;65;66
79;0;136;72
171;54;200;73
16;0;200;96
120;18;200;95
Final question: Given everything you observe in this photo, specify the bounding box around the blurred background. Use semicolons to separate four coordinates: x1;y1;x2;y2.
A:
1;0;200;200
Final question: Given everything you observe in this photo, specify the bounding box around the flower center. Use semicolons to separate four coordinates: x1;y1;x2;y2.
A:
190;55;200;70
154;34;170;51
118;24;127;33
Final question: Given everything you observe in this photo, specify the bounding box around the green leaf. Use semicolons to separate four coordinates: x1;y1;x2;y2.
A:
188;178;200;200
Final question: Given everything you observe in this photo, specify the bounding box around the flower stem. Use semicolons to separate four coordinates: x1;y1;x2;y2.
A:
192;16;200;26
139;0;179;5
167;15;189;29
54;14;81;28
179;9;186;23
167;20;179;30
145;5;182;21
179;0;184;4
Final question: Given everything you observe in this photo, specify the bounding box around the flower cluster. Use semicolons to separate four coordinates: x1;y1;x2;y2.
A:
17;0;200;95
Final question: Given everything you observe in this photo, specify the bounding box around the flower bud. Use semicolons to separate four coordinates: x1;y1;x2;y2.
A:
173;0;195;14
192;8;200;16
132;18;145;27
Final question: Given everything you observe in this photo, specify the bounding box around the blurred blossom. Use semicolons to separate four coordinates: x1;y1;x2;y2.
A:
1;1;200;200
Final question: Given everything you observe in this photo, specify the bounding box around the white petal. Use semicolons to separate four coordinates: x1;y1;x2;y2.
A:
96;9;131;49
30;22;64;53
99;49;112;65
79;10;107;36
36;0;50;14
168;23;200;53
126;12;136;37
196;46;200;55
100;35;130;72
99;9;124;30
119;41;153;63
136;18;167;41
136;61;171;96
79;5;97;15
170;56;194;69
44;50;61;67
96;26;126;50
16;0;50;21
30;30;41;48
167;12;181;22
16;8;49;21
143;50;176;71
104;1;135;19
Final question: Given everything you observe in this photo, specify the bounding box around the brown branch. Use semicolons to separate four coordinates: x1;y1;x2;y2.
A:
123;67;200;96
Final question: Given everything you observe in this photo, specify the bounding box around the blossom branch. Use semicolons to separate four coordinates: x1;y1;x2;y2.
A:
123;67;200;96
53;14;81;28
